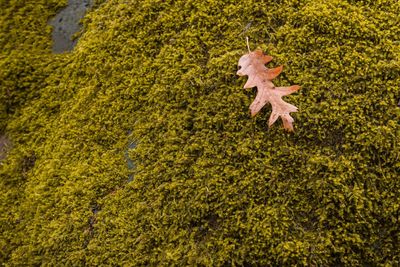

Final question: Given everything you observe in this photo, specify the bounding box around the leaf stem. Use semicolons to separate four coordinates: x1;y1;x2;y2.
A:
246;37;251;53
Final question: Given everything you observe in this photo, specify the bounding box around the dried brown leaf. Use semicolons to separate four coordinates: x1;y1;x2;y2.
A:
237;49;301;131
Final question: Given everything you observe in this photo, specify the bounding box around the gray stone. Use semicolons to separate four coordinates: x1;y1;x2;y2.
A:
49;0;92;53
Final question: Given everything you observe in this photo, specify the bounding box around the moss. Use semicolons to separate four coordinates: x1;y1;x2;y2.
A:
0;0;67;132
1;0;399;265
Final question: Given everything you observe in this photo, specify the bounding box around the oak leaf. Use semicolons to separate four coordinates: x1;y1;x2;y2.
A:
237;49;301;131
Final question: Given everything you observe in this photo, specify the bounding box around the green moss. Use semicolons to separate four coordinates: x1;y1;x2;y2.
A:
1;0;399;265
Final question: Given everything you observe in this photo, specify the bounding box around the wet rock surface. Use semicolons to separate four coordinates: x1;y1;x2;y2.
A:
49;0;92;53
125;140;136;182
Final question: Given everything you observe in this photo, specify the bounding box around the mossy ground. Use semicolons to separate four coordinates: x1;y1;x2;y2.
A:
1;0;399;266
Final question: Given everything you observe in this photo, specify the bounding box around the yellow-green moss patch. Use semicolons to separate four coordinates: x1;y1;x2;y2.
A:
1;0;399;265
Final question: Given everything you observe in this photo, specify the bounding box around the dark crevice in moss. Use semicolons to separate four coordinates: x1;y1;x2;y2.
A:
0;135;11;163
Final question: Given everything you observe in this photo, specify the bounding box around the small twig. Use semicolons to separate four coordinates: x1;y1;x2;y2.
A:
246;37;251;53
239;21;252;36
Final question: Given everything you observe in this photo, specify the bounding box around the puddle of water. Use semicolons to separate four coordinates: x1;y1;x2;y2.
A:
49;0;92;53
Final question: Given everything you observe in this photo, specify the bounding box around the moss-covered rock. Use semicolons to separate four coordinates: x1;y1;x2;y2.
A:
1;0;399;265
